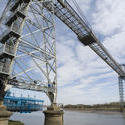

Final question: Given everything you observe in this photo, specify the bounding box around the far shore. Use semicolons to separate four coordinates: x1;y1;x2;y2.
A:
64;108;125;115
63;102;125;114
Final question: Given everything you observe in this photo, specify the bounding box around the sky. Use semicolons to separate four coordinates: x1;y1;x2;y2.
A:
56;0;125;105
0;0;125;105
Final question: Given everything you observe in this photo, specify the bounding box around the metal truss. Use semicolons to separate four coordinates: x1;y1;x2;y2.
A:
118;77;124;111
0;0;57;104
0;0;31;101
118;64;125;111
49;0;125;77
8;79;55;94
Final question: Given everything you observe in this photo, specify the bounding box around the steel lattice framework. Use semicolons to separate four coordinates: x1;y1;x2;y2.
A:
0;0;125;110
0;0;57;104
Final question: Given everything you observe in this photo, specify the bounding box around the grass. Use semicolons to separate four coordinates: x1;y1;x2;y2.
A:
8;120;24;125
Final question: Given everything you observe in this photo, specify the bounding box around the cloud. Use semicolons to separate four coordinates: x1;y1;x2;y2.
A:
103;31;125;63
92;0;125;36
56;32;119;104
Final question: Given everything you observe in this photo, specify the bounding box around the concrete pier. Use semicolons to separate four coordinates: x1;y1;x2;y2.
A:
0;101;12;125
43;103;64;125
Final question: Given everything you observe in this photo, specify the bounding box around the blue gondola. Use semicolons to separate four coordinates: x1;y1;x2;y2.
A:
3;91;44;113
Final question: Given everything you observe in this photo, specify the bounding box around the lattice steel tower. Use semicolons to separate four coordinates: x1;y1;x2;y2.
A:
118;64;125;111
0;0;57;104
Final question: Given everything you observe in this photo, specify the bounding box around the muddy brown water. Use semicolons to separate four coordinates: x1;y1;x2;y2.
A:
10;110;125;125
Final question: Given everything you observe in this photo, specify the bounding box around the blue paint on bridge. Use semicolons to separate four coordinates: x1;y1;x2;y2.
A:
3;91;44;113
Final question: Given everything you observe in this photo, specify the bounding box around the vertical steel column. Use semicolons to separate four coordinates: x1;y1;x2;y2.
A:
0;0;11;104
118;76;124;112
118;64;125;112
40;0;57;104
0;0;57;105
0;0;30;103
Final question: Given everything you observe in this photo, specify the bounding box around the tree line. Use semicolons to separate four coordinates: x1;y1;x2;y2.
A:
64;102;125;111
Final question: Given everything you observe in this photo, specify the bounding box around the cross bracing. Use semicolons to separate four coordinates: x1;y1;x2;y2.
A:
0;0;57;104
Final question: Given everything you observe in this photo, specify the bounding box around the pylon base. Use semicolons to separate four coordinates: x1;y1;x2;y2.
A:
43;103;64;125
0;102;12;125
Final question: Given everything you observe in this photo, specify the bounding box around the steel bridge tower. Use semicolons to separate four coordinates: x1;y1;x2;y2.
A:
119;64;125;112
0;0;57;105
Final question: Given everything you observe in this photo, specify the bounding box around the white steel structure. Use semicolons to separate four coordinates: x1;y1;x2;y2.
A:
0;0;57;104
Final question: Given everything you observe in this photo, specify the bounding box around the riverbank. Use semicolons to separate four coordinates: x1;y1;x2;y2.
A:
64;108;121;112
9;120;24;125
63;102;125;112
64;108;123;114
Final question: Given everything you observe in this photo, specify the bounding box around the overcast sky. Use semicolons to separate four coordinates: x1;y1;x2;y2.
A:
0;0;125;105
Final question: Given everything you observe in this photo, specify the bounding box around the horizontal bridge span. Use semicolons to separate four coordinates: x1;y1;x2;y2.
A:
46;0;125;76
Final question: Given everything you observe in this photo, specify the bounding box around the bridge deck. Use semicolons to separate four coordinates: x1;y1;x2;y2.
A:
52;0;125;76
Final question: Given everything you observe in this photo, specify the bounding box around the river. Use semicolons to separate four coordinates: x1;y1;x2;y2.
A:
10;110;125;125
